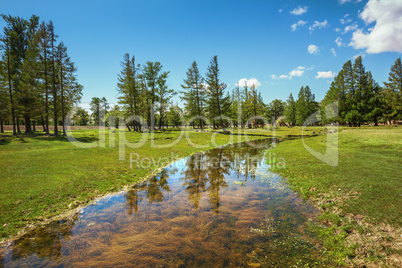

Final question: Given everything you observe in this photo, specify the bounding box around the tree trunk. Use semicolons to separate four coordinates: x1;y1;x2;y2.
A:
24;115;32;133
0;119;3;133
16;118;21;133
159;102;163;130
33;120;36;131
41;115;46;132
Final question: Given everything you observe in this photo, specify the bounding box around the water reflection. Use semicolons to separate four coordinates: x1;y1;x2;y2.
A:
1;139;328;267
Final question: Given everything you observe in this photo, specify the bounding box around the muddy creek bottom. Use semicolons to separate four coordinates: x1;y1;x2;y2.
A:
1;140;325;267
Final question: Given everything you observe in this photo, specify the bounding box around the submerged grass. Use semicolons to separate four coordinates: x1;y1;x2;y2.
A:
269;126;402;267
0;127;272;243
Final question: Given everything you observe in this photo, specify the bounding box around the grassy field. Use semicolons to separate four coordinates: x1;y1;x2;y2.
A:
269;126;402;266
1;126;401;266
0;127;272;242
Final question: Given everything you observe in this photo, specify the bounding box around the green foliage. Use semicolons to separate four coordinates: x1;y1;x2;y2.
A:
205;55;230;128
0;14;82;135
382;57;402;121
296;86;318;125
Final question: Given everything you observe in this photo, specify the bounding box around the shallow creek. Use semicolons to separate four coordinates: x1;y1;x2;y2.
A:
1;139;326;267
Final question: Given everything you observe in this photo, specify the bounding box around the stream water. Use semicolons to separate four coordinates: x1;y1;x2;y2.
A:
0;140;326;267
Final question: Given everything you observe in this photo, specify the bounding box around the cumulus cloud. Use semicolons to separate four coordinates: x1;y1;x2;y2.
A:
316;71;336;79
308;44;320;55
236;78;261;88
309;20;328;32
343;23;358;33
291;20;308;31
290;6;308;15
272;66;307;80
335;37;343;47
290;66;306;77
350;0;402;53
331;48;337;57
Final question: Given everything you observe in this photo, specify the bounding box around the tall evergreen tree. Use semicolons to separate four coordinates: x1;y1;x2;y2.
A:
205;55;229;130
39;21;51;134
382;57;402;122
284;93;296;126
117;53;141;131
180;61;204;129
48;21;59;135
269;99;285;127
143;61;163;131
156;71;175;129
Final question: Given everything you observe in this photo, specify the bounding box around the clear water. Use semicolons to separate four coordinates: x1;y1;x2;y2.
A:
0;140;326;267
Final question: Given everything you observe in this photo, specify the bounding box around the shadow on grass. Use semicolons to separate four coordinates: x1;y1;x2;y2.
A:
0;132;99;144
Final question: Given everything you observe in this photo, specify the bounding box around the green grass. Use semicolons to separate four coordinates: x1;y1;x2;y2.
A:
1;125;401;266
269;126;402;266
0;127;271;242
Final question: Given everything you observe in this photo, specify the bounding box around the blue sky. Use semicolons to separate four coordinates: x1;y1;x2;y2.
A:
1;0;401;108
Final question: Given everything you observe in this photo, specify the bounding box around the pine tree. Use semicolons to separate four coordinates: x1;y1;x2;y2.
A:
39;21;51;134
48;21;59;135
284;93;296;126
143;61;163;131
205;56;229;130
383;57;402;122
55;42;82;135
180;61;204;129
269;99;285;127
117;53;141;131
156;71;175;129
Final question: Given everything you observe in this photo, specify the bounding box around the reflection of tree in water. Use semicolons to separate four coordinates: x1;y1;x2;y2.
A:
205;148;230;213
0;250;3;267
124;183;145;215
180;153;208;209
180;141;269;213
124;170;171;215
8;214;78;262
231;141;267;182
145;170;170;203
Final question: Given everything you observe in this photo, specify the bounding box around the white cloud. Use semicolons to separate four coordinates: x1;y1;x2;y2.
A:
291;20;308;31
290;66;305;78
340;18;353;24
339;0;363;4
271;66;307;80
343;23;358;33
290;6;308;15
309;20;328;32
334;28;341;32
331;48;337;57
278;9;283;13
236;78;261;88
353;52;366;59
316;71;336;79
335;37;343;47
350;0;402;53
308;44;320;55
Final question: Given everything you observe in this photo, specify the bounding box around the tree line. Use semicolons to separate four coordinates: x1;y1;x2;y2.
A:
319;56;401;126
80;54;400;130
0;14;83;135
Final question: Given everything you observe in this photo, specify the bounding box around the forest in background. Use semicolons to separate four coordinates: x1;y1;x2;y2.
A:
1;14;401;136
